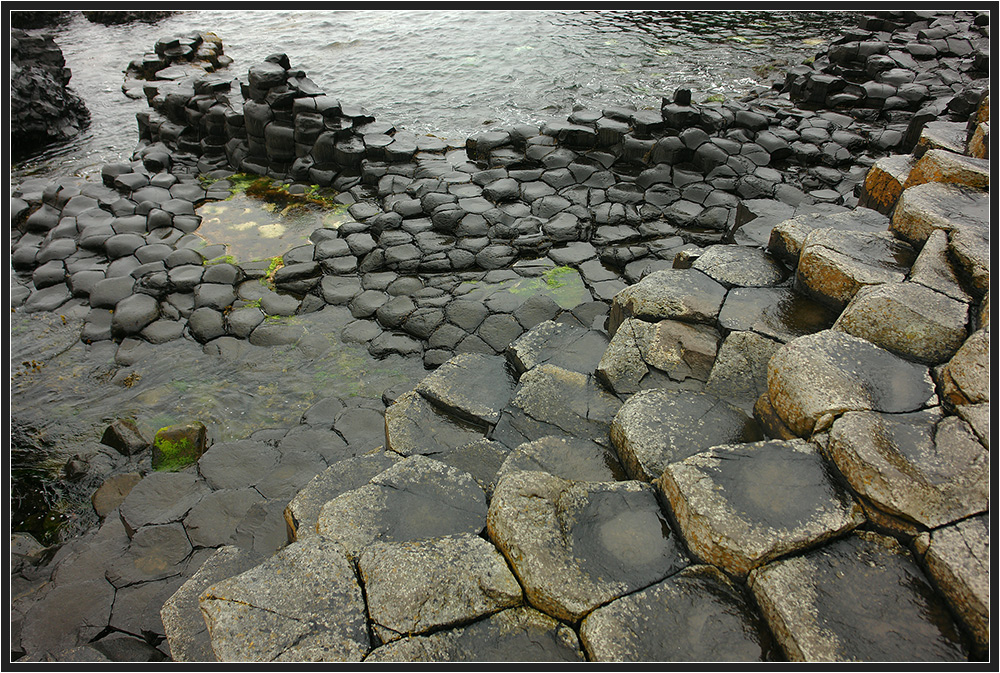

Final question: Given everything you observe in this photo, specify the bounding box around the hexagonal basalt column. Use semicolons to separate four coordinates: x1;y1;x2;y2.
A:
657;439;864;578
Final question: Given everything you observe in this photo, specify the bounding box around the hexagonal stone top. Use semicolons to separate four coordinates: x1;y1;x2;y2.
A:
317;455;487;560
767;329;935;437
691;245;789;288
415;352;517;427
608;268;727;336
611;388;762;482
657;439;864;578
384;390;486;457
749;531;968;662
488;470;689;622
580;564;773;662
200;538;369;662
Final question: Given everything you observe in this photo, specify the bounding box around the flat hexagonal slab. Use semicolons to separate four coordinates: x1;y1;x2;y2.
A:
488;470;689;622
358;533;522;643
828;409;988;530
580;564;774;661
365;607;585;662
415;352;517;427
506;319;609;376
200;538;368;662
749;531;968;662
316;455;487;560
914;515;990;656
497;435;627;484
717;286;837;343
491;364;622;450
611;388;762;481
767;330;935;437
657;439;864;578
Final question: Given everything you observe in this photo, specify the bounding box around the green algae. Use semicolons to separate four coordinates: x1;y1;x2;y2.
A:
152;422;207;472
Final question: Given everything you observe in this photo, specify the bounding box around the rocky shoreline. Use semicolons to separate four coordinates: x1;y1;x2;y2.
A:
10;10;990;662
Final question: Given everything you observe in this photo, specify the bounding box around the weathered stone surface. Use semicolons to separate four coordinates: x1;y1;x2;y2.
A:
705;331;783;412
948;218;990;298
908;229;974;303
119;471;211;536
488;470;688;622
182;488;265;548
384;390;485;457
505;319;609;376
608;268;727;336
491;364;622;450
610;388;761;482
659;439;863;578
828;408;988;531
691;245;788;288
359;533;522;642
20;580;115;657
284;451;400;541
415;353;517;427
161;545;264;662
430;438;509;501
795;228;916;310
832;281;969;365
858;154;915;214
903;148;989;191
316;455;487;560
890;181;991;247
197;439;279;490
748;531;967;662
914;515;990;655
597;317;720;395
106;522;193;587
766;207;889;268
936;328;989;409
580;565;772;661
200;538;369;662
767;330;935;437
365;606;585;662
496;435;627;484
717;287;837;343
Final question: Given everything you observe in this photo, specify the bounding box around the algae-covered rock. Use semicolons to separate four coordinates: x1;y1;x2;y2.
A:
152;422;208;471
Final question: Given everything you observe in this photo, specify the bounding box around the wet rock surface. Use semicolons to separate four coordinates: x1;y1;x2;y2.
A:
10;9;990;664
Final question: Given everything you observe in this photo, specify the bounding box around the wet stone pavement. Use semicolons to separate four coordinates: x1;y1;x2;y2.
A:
9;10;991;663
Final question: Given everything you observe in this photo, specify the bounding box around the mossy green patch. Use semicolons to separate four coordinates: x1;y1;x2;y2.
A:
152;422;207;472
507;266;589;309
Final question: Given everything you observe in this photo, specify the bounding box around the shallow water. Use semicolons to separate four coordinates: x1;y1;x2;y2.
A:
12;9;854;182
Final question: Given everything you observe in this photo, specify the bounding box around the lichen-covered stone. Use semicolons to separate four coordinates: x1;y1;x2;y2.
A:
890;181;991;247
832;281;969;365
200;538;369;662
487;470;688;622
580;565;773;661
858;154;915;214
691;245;789;288
365;606;585;662
505;319;609;376
827;409;988;531
358;533;522;642
766;330;935;437
902;148;989;191
937;328;989;409
748;531;967;662
496;435;627;483
610;388;761;482
316;455;487;560
658;439;863;578
766;207;890;268
705;331;783;412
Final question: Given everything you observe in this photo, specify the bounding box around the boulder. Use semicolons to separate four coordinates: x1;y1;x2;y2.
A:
151;421;208;472
358;533;522;642
890;181;990;247
937;329;989;409
749;531;967;662
766;330;935;437
858;154;916;214
766;207;889;268
100;418;150;456
200;538;369;661
487;470;688;622
610;388;762;482
658;439;863;578
580;565;772;661
902;148;989;191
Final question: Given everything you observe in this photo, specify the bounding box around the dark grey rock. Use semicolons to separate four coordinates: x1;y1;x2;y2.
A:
497;435;627;484
416;353;517;428
384;391;486;458
718;287;837;343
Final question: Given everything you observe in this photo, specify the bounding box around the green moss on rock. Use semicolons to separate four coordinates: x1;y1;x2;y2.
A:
152;422;208;472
